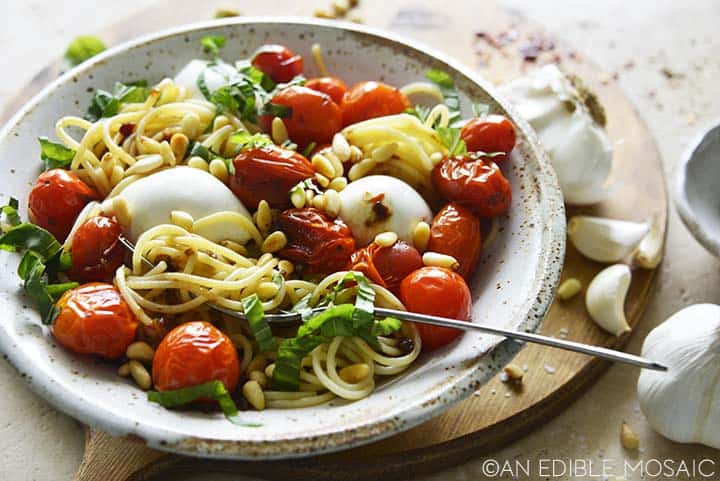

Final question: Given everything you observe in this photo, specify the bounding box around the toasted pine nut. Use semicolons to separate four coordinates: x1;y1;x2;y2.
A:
257;281;280;300
620;422;640;450
112;197;132;226
126;341;155;364
371;142;398;163
328;176;348;192
331;133;351;162
256;200;272;233
213;115;231;131
290;187;306;208
208;158;229;183
278;260;294;278
324;189;341;217
348;158;377;181
339;363;370;383
256;252;275;266
187;156;209;171
117;362;131;377
412;221;431;252
503;364;524;382
430;152;444;165
375;231;398;247
247;356;268;375
264;363;275;378
557;278;582;300
248;370;269;389
271;117;288;144
349;145;363;163
312;193;327;210
243;380;266;410
305;189;315;203
312;153;336;179
333;0;350;15
170;133;189;161
125;154;164;176
170;210;194;231
324;150;345;177
181;112;201;138
129;360;152;390
262;231;287;253
423;251;460;270
221;240;248;255
315;173;330;188
314;9;336;19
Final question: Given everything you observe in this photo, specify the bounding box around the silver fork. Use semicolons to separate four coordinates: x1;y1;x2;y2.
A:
118;236;667;372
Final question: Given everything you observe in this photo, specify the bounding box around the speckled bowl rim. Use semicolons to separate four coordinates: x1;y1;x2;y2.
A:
0;17;566;459
675;120;720;257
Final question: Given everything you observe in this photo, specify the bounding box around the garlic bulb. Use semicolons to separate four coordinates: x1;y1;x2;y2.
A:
585;264;632;336
568;216;649;263
637;304;720;449
634;213;664;269
499;64;613;205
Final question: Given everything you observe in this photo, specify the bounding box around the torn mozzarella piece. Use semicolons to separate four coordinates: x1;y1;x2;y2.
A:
173;59;241;99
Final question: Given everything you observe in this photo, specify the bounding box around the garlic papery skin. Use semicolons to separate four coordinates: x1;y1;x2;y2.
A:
585;264;632;336
568;216;650;263
634;213;664;269
638;304;720;449
499;64;613;205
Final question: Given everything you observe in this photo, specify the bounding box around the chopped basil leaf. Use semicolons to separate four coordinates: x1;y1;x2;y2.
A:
196;69;211;100
404;105;432;124
290;293;314;322
1;198;21;233
242;294;276;352
259;103;292;118
228;131;274;152
239;64;276;92
85;81;149;122
372;317;403;336
38;137;76;170
437;127;467;157
425;69;454;89
65;35;106;66
424;69;462;127
472;102;490;117
301;142;317;158
200;35;226;57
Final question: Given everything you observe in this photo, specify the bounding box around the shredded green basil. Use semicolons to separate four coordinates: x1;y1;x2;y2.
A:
301;142;317;158
1;197;21;232
200;35;226;57
437;127;467;157
472;102;490;118
65;35;106;66
424;69;462;127
425;69;454;89
228;131;274;152
38;137;76;170
242;294;276;352
85;81;149;122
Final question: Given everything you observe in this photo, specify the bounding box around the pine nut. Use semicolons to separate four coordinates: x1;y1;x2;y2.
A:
129;360;152;390
557;278;582;300
371;142;398;163
333;0;350;16
125;154;164;176
324;189;341;218
271;117;289;144
315;173;330;188
208;158;229;183
262;231;287;253
503;363;524;382
375;231;398;247
278;260;294;278
422;252;460;270
430;152;444;165
339;363;370;383
331;133;351;162
312;153;336;179
213;115;231;131
620;422;640;450
305;189;315;203
181;112;201;138
328;176;348;192
313;9;336;19
112;197;132;226
221;240;248;255
126;341;155;364
349;145;363;163
312;193;326;210
117;362;131;377
264;363;275;378
257;252;275;266
243;380;266;410
101;153;115;177
290;187;306;208
170;133;189;161
412;221;431;252
187;156;209;171
110;165;125;186
256;200;272;233
248;370;268;389
324;150;345;177
257;281;280;300
170;210;194;231
348;158;377;181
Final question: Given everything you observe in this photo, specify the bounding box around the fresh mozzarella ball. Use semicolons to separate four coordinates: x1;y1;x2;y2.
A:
173;59;241;99
115;167;252;243
338;175;433;246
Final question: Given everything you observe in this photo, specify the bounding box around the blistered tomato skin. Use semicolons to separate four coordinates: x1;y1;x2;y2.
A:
427;203;482;279
399;267;472;350
263;86;342;148
52;283;138;359
305;77;348;104
251;44;304;83
278;208;356;275
152;321;240;393
460;115;517;157
349;241;423;294
69;216;125;282
432;155;512;217
341;81;410;127
230;145;315;210
28;169;100;241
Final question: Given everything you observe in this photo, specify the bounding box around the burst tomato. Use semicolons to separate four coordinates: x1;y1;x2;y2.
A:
278;208;356;275
427;203;482;279
399;267;472;350
28;169;100;241
341;81;410;126
263;86;342;147
305;76;348;104
348;240;423;294
460;115;516;157
68;216;125;282
152;321;240;393
251;44;304;83
52;283;138;359
432;155;512;217
230;145;315;209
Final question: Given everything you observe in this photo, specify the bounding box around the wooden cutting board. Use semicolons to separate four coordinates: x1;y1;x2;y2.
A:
1;1;667;480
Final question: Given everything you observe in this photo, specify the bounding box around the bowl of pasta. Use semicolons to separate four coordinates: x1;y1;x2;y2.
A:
0;17;564;459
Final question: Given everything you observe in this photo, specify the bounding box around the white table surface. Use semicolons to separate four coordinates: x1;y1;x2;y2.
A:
1;1;719;480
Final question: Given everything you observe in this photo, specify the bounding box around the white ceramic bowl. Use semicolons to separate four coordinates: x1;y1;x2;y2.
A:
0;18;565;459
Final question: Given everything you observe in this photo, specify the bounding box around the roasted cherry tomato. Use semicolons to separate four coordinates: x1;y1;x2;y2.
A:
230;145;315;209
399;267;472;350
52;283;138;359
152;321;240;393
427;203;482;279
432;155;512;217
263;86;342;148
278;208;356;275
68;216;125;282
28;169;100;241
341;81;410;127
460;115;516;157
348;240;422;294
251;44;304;83
305;76;348;104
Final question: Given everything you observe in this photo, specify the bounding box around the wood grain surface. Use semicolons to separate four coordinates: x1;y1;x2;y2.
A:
1;1;666;480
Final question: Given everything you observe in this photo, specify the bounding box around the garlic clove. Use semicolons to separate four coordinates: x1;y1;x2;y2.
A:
568;216;650;263
634;213;664;269
585;264;632;336
637;304;720;449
